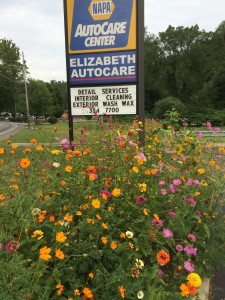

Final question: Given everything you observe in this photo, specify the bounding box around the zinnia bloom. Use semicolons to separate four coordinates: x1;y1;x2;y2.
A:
187;233;196;242
156;250;170;265
32;230;44;240
135;196;147;205
137;291;144;299
180;283;190;297
131;268;139;278
56;232;67;243
126;231;134;238
91;198;101;209
163;228;173;238
39;246;51;261
135;259;144;269
184;261;195;272
112;188;121;197
65;165;72;172
184;246;197;256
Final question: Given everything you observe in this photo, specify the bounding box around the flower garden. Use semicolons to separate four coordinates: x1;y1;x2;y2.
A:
0;116;225;300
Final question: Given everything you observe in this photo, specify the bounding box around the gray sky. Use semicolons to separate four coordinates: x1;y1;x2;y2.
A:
0;0;224;82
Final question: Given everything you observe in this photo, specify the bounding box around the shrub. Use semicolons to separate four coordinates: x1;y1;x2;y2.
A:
153;97;186;118
48;116;58;124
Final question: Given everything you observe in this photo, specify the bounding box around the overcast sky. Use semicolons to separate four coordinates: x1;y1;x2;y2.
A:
0;0;224;82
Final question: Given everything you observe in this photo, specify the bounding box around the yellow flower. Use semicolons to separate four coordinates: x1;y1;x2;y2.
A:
39;246;51;261
51;149;60;155
56;283;64;295
32;230;44;240
20;158;31;168
112;188;121;197
91;198;101;209
56;232;67;243
143;209;149;216
132;166;139;173
55;249;65;260
88;273;94;279
65;166;72;172
138;183;147;192
102;223;108;229
76;211;82;216
187;273;202;288
197;168;205;174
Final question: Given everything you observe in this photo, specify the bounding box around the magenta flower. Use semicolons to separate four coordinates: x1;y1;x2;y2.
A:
160;189;167;195
187;233;196;242
197;131;203;139
184;246;198;256
163;228;173;238
215;127;221;133
176;244;183;251
157;269;164;277
135;196;147;205
173;179;182;185
167;211;176;217
207;121;212;131
100;189;111;200
6;241;19;253
186;198;197;206
184;261;195;272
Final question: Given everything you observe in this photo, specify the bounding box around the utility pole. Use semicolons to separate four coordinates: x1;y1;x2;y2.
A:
22;52;30;129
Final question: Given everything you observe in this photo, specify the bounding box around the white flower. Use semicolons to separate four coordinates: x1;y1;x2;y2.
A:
31;208;41;216
52;162;60;168
137;291;144;299
126;231;134;238
135;259;144;269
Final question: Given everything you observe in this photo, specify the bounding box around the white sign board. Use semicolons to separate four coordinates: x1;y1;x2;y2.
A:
70;85;136;115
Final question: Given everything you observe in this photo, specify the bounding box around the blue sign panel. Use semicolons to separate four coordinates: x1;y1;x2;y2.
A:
69;50;136;85
70;0;135;52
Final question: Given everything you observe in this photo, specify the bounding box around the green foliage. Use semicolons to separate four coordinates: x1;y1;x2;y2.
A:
153;97;186;118
48;116;58;124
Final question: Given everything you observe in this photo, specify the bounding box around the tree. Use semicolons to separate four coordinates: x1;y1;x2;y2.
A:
0;39;23;115
28;79;53;117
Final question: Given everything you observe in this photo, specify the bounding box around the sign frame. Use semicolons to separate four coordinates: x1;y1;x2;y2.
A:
63;0;145;145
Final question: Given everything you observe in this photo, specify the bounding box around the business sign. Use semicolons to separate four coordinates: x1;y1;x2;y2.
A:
71;85;136;115
65;0;136;53
69;51;136;85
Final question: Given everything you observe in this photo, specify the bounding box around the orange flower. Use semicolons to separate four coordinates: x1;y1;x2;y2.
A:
64;213;73;222
0;194;6;201
74;289;80;296
180;283;190;297
11;185;19;190
76;211;82;216
56;283;64;295
30;138;38;144
156;250;170;265
197;168;205;174
65;166;72;172
86;165;98;174
145;169;151;175
102;223;108;229
39;246;51;261
36;146;43;151
120;233;126;239
60;180;66;186
88;273;94;279
83;287;93;297
56;232;67;243
0;148;5;154
20;158;31;168
132;166;139;173
187;283;197;295
55;249;65;260
73;150;82;156
118;286;125;298
101;237;108;244
49;215;55;222
110;241;117;250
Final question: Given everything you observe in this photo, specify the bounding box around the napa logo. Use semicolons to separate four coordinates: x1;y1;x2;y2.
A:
88;0;115;21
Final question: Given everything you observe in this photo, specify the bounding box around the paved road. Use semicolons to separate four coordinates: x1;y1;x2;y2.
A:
0;121;25;141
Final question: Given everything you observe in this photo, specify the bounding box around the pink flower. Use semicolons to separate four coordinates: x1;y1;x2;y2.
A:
176;244;183;251
215;127;221;133
160;189;167;195
100;189;111;200
159;181;166;185
173;179;182;185
186;198;197;206
197;131;203;139
6;241;19;253
169;184;176;193
184;246;198;256
135;152;146;161
163;228;173;238
152;218;163;228
207;121;212;131
184;261;195;272
167;211;176;217
187;233;196;242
